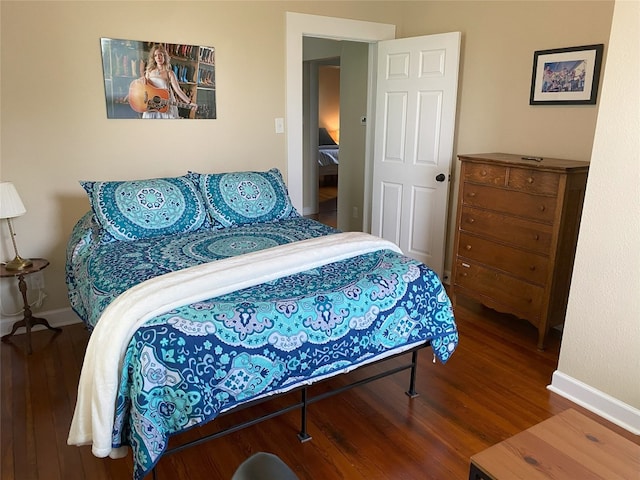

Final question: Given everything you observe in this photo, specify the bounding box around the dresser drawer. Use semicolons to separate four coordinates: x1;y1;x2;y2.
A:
462;183;557;223
454;259;544;321
508;168;560;195
463;163;507;186
457;232;549;285
459;206;553;254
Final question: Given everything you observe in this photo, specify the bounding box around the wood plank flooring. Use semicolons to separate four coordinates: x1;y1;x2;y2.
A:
305;184;338;229
2;294;638;480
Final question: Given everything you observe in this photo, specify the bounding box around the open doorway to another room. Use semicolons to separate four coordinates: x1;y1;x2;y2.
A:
302;36;369;232
302;36;342;229
316;63;340;228
288;13;395;233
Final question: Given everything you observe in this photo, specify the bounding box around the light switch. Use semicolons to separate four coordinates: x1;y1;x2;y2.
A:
275;117;285;134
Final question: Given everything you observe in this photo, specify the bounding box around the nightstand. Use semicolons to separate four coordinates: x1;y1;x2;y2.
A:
1;258;61;354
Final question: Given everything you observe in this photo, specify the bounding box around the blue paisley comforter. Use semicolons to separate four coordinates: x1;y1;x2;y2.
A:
66;215;458;480
66;213;337;329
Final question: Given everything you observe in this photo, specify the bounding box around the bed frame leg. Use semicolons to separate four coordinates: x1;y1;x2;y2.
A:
405;351;419;398
297;387;312;442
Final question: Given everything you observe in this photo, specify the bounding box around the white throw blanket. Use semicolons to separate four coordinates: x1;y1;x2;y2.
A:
67;232;401;458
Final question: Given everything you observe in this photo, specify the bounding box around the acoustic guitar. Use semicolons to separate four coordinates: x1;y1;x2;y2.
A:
128;82;198;114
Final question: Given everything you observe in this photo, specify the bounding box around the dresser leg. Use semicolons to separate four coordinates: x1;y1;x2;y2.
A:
537;328;547;351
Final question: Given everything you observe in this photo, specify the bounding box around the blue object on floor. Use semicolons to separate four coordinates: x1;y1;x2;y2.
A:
231;452;300;480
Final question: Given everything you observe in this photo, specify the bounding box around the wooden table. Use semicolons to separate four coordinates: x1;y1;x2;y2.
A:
1;258;61;354
469;408;640;479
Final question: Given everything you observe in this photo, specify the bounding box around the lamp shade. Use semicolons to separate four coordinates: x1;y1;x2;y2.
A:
0;182;27;219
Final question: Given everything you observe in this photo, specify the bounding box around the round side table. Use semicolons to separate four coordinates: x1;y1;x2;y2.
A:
1;258;62;354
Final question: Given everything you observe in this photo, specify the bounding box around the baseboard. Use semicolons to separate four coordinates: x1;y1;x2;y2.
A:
0;307;81;336
548;370;640;435
302;206;318;216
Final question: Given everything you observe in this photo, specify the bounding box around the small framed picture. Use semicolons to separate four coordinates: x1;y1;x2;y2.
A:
529;44;604;105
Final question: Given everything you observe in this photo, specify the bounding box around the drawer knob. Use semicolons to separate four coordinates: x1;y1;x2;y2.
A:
480;170;487;176
533;234;540;241
529;265;536;271
465;244;472;250
469;192;477;198
527;177;534;184
468;217;475;224
461;272;468;277
539;205;546;212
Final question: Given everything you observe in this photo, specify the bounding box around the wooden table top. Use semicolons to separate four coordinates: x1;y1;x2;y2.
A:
0;258;49;278
470;408;640;479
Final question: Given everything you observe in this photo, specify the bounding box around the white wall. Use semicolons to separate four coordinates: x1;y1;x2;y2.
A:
550;0;640;431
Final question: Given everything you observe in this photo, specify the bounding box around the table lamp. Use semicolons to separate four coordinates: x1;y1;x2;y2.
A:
0;182;32;270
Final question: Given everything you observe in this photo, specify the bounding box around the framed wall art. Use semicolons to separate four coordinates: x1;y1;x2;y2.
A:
100;38;216;119
529;44;604;105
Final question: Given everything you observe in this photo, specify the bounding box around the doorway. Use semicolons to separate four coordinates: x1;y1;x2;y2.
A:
299;33;386;232
302;37;341;229
317;63;340;229
285;12;396;228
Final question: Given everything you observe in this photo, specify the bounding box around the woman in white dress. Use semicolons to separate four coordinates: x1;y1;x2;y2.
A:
140;44;196;119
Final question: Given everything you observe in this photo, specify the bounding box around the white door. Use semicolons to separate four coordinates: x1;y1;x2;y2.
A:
371;32;461;278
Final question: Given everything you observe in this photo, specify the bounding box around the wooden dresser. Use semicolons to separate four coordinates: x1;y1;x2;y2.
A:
451;153;589;349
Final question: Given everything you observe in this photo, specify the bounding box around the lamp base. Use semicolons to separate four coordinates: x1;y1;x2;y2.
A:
5;255;33;271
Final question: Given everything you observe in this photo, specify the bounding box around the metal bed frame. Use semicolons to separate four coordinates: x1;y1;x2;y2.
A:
151;345;426;479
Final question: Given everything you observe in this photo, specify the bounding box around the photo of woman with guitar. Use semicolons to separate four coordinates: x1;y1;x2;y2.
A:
130;44;197;119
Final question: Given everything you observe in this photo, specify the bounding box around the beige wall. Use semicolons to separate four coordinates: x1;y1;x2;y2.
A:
400;1;612;161
0;1;405;314
555;0;640;413
1;0;613;313
398;1;615;277
5;1;634;422
318;66;340;138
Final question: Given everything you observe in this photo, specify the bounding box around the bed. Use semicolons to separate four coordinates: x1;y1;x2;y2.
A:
318;127;339;178
65;168;458;480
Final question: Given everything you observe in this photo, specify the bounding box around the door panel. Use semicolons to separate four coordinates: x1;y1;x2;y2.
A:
409;185;436;258
416;91;442;165
383;92;408;162
371;32;461;277
379;182;402;245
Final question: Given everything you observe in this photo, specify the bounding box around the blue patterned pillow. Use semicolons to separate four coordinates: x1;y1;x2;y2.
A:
81;176;207;241
191;168;300;228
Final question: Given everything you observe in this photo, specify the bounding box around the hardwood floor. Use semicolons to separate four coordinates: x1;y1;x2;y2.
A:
306;184;338;229
2;295;638;480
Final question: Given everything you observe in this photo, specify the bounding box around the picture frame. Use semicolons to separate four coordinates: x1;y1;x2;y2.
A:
529;44;604;105
100;38;217;119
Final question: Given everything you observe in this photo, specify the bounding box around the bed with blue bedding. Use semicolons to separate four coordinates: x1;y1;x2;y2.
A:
66;169;458;480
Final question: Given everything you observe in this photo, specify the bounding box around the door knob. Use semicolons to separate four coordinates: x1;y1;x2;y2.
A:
435;173;446;182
